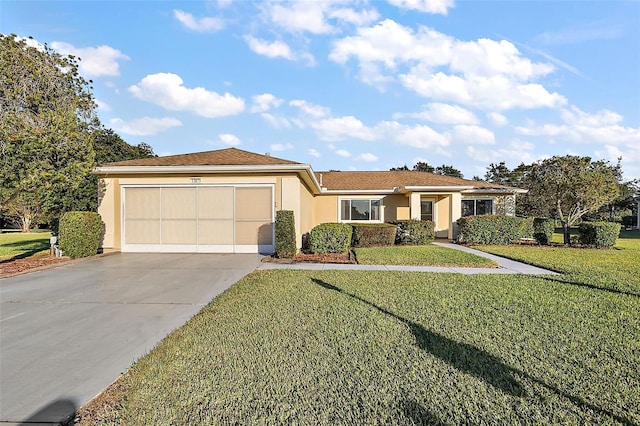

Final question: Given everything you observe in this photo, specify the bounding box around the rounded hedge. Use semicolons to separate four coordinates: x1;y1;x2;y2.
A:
59;211;103;258
310;223;352;254
578;221;621;248
390;220;435;245
533;218;555;245
457;215;532;245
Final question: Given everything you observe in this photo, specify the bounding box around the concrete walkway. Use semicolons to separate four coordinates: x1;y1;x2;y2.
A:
0;253;263;425
258;243;558;275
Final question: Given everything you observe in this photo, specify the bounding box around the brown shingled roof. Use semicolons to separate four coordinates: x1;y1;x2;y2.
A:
315;170;514;191
102;147;301;167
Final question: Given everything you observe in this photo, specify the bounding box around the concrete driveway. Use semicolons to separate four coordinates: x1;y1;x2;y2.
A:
0;253;262;424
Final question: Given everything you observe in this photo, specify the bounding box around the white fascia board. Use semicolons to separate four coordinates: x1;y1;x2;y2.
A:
462;188;528;194
404;186;475;191
319;189;397;195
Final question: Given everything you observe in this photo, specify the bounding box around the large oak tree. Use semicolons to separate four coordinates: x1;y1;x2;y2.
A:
1;35;96;231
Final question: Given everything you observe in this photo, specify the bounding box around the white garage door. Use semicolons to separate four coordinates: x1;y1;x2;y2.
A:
122;185;274;253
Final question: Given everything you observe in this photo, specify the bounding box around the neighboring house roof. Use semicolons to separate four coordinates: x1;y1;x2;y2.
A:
315;170;524;193
101;147;300;167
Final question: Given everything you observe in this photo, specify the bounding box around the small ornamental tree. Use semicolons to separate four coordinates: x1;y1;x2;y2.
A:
522;156;620;245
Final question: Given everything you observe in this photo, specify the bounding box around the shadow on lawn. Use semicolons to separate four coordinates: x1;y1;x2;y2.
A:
539;275;640;298
312;278;636;425
0;239;50;264
312;278;524;397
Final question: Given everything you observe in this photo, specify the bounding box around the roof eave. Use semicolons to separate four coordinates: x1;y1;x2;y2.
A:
404;185;475;191
462;188;528;194
93;164;323;195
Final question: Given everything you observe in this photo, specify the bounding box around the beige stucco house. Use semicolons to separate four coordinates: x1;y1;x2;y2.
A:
94;148;526;254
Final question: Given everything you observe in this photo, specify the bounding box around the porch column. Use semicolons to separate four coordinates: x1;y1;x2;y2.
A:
410;192;421;220
449;193;462;240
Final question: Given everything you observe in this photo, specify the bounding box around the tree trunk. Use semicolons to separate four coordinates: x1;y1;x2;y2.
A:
21;215;31;233
562;221;570;246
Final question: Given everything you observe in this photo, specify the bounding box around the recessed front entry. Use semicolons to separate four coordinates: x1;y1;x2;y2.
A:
122;185;274;253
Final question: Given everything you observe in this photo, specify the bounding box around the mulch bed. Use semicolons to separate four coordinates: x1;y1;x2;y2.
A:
0;255;73;278
263;250;356;264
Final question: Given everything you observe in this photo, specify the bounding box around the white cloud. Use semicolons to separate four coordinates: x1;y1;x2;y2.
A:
174;9;224;32
452;124;495;145
399;102;479;124
465;140;537;165
265;1;335;34
330;19;565;111
515;106;640;145
308;148;321;158
270;143;294;151
251;93;283;113
218;133;241;146
388;0;455;15
129;73;245;118
560;105;623;126
356;152;379;162
51;42;129;77
110;117;182;136
290;99;331;118
261;113;292;128
95;99;111;111
336;149;351;157
312;116;378;141
393;124;450;153
401;71;566;110
329;7;380;26
245;36;294;60
487;112;508;127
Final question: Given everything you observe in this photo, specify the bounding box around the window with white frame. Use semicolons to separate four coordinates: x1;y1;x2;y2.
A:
340;199;381;222
462;199;494;217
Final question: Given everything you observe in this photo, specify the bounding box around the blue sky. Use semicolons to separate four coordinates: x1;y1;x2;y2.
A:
3;0;640;179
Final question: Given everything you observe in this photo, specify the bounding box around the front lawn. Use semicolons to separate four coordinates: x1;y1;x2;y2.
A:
354;244;497;267
475;230;640;295
101;268;638;424
0;231;50;261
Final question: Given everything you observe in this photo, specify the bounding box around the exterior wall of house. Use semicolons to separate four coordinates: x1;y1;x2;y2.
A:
313;194;339;224
381;194;409;222
298;180;315;250
435;195;450;238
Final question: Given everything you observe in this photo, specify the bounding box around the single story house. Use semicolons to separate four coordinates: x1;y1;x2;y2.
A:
94;147;526;253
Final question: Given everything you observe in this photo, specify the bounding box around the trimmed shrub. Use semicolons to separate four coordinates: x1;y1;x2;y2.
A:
351;223;397;247
275;210;296;258
390;220;435;245
578;221;621;248
310;223;352;254
457;215;532;245
533;217;555;245
58;211;103;258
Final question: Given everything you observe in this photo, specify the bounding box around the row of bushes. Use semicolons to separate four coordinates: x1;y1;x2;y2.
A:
457;215;620;248
275;211;622;257
275;211;436;257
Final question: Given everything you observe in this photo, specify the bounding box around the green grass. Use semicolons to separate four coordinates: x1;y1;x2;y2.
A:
354;244;498;267
106;267;638;425
474;231;640;295
0;231;50;261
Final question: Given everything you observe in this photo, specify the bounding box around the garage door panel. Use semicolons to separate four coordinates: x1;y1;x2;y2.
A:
198;219;234;245
125;219;161;244
236;187;272;220
162;219;197;244
198;187;234;219
125;188;160;219
236;221;273;245
162;188;197;219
